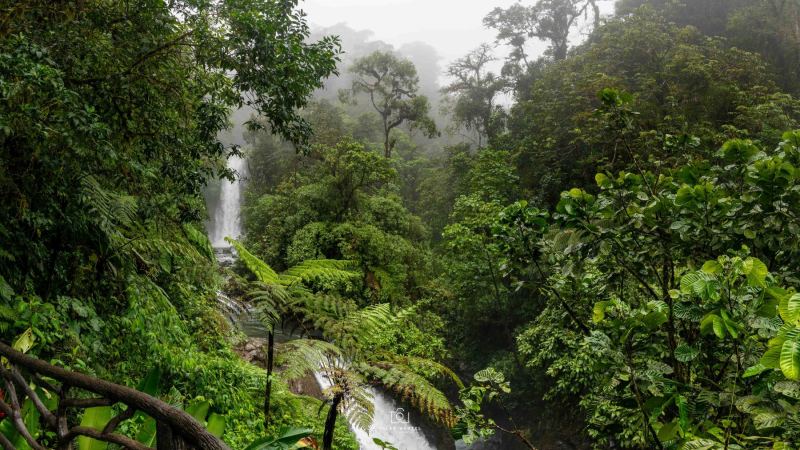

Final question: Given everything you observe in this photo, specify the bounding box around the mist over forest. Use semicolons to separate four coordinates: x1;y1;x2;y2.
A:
3;1;800;449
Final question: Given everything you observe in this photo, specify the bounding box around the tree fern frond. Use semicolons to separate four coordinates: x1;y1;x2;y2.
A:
294;294;357;335
356;361;456;427
283;259;360;289
380;354;465;390
332;303;395;350
182;223;215;262
278;338;343;381
80;175;138;236
343;386;375;432
227;238;281;283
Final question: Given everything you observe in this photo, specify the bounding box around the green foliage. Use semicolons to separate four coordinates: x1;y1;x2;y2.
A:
0;1;339;447
505;131;800;447
502;9;800;204
453;367;515;445
243;139;431;305
244;427;315;450
230;239;458;437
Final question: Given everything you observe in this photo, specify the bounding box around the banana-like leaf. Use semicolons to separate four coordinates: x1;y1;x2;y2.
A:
206;413;226;438
77;407;113;450
245;428;313;450
185;399;211;423
134;368;161;447
244;427;314;450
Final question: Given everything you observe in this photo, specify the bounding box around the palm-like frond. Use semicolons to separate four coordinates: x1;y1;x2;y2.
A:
379;354;465;390
283;259;360;286
227;238;281;283
356;361;456;427
341;380;374;432
278;338;343;382
329;303;395;351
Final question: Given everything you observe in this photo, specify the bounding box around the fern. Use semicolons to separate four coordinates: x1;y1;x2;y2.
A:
278;338;343;382
329;303;395;351
342;381;374;432
227;238;281;283
81;175;137;238
356;361;456;427
380;353;464;390
293;294;357;336
183;223;215;262
283;259;359;286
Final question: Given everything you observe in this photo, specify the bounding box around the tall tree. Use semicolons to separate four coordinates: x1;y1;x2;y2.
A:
442;44;508;148
342;51;437;158
484;0;601;73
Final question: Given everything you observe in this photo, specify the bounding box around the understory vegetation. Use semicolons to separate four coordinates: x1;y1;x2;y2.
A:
4;0;800;449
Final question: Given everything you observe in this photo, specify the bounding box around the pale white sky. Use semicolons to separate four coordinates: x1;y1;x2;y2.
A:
302;0;616;70
302;0;521;64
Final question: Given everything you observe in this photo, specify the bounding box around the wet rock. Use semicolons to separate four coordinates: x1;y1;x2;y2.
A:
235;337;267;367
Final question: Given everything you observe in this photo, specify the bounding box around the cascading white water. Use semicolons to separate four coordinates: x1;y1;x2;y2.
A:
313;372;438;450
210;155;245;248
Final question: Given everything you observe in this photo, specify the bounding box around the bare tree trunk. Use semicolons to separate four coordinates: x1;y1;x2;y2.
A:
383;127;391;158
263;330;275;430
322;394;343;450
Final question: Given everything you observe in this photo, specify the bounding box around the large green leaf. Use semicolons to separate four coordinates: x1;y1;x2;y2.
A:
135;417;158;448
743;363;769;378
134;369;161;447
206;413;226;438
701;260;722;275
244;427;314;450
185;399;211;423
675;344;700;362
783;294;800;324
762;344;783;369
780;333;800;380
8;399;41;450
77;407;113;450
592;301;610;323
743;257;768;287
680;271;702;295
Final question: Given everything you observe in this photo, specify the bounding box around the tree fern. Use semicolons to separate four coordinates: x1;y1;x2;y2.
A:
80;175;138;239
229;240;459;433
293;294;357;336
341;380;375;432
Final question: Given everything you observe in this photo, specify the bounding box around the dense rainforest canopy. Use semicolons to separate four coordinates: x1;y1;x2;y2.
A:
3;0;800;449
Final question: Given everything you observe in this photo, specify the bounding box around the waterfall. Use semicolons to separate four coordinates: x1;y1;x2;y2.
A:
210;154;245;248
